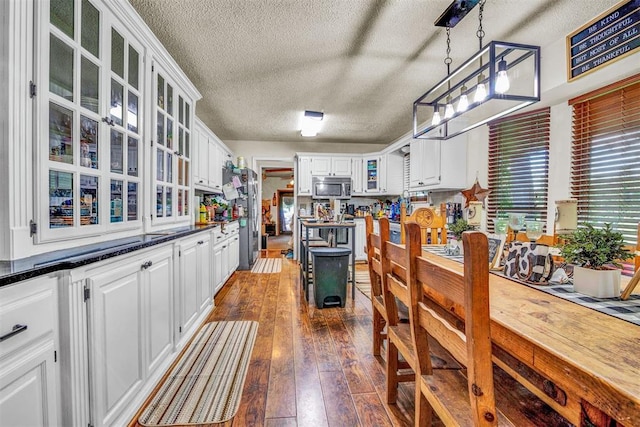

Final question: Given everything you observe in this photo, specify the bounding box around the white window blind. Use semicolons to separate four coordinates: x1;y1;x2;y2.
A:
403;153;410;193
570;74;640;245
487;108;550;233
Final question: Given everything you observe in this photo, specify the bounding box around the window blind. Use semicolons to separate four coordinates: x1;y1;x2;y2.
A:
403;153;410;193
570;74;640;245
487;108;550;233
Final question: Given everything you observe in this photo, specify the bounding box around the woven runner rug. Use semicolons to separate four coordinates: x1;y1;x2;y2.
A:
251;258;282;273
138;321;258;426
354;270;371;299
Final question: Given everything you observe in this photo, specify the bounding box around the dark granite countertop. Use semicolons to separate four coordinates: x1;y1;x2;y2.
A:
0;223;227;287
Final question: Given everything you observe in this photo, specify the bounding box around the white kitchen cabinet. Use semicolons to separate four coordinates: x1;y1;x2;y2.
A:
178;234;211;343
86;244;175;427
351;156;364;195
363;156;384;193
354;218;367;261
228;231;240;273
0;276;59;427
308;156;352;177
213;241;224;296
194;118;229;193
331;157;353;176
88;259;145;426
297;156;312;195
409;134;467;190
384;152;404;195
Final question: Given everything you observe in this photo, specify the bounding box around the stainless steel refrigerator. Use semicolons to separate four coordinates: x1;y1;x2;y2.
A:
224;167;259;270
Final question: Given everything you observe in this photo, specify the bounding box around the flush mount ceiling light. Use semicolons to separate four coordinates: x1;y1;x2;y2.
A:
413;0;540;140
300;110;324;137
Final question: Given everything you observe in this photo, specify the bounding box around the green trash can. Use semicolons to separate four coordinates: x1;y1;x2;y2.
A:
310;247;351;308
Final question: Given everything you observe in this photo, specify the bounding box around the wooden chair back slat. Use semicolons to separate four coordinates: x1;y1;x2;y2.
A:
417;303;468;365
400;203;448;245
365;214;390;356
415;258;465;308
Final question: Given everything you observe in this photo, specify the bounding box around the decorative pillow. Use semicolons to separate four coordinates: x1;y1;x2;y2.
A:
504;242;555;283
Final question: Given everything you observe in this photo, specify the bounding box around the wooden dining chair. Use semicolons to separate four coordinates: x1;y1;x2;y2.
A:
365;214;389;356
382;216;418;404
400;203;448;245
406;225;566;426
621;222;640;300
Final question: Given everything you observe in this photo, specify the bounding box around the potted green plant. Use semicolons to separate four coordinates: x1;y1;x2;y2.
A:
448;219;475;253
559;223;631;298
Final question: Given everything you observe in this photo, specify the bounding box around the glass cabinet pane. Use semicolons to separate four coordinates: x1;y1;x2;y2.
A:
179;96;183;125
157;112;165;146
178;128;183;155
185;103;190;129
167;84;173;115
184;161;189;186
166;187;172;217
80;115;98;168
127;91;138;133
80;174;98;225
127;182;138;221
128;46;139;89
185;132;190;158
81;0;99;58
81;56;99;112
157;75;164;109
110;129;123;173
111;28;124;78
50;35;74;101
185;190;189;215
110;79;123;126
127;137;138;176
156;150;164;181
156;185;164;217
51;0;74;38
178;190;183;216
178;158;183;186
167;153;173;183
49;170;74;228
166;118;173;149
110;179;123;222
49;103;73;164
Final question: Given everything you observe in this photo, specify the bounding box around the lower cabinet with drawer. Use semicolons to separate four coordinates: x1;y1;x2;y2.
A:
0;275;60;426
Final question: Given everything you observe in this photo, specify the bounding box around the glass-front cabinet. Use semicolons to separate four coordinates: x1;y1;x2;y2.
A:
153;65;192;224
42;0;142;241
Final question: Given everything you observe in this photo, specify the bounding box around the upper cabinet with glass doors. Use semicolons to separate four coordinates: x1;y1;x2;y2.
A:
44;0;142;241
153;65;192;224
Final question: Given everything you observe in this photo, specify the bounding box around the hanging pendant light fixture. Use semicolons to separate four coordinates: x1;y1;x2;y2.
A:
413;0;540;140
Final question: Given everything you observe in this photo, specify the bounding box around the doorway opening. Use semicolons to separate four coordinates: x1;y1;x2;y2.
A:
277;190;294;235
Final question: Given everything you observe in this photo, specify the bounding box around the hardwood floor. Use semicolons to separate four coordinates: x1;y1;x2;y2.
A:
210;258;419;426
129;257;421;426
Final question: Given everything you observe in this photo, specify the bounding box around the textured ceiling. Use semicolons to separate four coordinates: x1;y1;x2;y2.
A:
128;0;620;145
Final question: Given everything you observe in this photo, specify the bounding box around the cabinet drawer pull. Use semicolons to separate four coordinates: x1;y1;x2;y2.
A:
141;260;153;270
222;245;227;249
198;240;204;245
0;324;28;342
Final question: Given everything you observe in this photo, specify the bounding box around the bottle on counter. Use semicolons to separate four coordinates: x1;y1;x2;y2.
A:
199;204;208;223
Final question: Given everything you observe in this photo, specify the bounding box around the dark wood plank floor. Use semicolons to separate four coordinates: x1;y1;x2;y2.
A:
209;258;419;427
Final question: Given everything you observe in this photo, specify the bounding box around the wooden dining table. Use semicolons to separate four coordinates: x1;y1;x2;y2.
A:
419;248;640;427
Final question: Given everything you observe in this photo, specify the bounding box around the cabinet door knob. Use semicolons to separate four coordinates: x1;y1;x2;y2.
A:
0;324;28;342
141;260;153;270
198;240;204;245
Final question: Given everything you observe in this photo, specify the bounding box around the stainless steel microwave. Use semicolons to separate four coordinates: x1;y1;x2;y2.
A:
312;176;351;199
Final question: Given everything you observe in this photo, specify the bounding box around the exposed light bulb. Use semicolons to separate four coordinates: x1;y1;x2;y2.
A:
431;109;441;126
495;58;510;94
474;75;487;103
431;110;442;126
444;97;455;119
457;86;469;113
